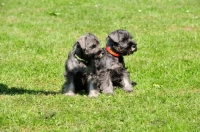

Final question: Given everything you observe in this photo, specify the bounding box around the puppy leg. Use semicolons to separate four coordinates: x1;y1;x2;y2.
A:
99;70;114;95
63;73;75;96
87;74;99;98
121;72;133;92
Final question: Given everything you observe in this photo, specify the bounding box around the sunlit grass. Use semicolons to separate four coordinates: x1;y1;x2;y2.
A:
0;0;200;131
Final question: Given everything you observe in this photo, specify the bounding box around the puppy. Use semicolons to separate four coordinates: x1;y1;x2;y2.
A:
96;29;137;95
63;33;103;97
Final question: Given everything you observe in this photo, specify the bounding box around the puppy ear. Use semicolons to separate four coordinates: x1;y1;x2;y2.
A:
77;36;86;49
108;30;119;43
87;33;100;45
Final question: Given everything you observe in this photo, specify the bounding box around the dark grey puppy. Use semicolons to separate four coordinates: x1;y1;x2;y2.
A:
96;29;137;95
63;33;103;97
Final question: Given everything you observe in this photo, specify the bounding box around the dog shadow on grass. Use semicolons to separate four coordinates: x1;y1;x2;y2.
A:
0;83;59;95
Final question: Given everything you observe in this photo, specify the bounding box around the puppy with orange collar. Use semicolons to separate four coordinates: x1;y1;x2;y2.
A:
96;29;137;95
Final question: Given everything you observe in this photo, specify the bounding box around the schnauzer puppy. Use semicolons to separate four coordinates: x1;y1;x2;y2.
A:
96;29;137;95
63;33;103;97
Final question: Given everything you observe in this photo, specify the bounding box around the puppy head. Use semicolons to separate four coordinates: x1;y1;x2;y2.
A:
107;29;137;56
77;33;103;59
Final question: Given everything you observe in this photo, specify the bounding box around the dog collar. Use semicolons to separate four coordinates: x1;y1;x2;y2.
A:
106;46;121;57
75;54;88;63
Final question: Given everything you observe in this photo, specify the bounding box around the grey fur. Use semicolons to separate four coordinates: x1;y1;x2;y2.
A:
63;33;103;97
96;29;137;95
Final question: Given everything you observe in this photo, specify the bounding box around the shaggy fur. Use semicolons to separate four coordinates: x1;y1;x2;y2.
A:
96;29;137;95
63;33;103;97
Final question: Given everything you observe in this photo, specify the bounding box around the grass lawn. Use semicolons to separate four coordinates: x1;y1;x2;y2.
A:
0;0;200;131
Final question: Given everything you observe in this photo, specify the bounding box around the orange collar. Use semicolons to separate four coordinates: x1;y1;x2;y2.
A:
106;46;121;57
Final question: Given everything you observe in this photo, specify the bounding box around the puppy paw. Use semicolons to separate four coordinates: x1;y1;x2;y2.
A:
102;89;114;95
64;91;75;96
88;90;99;98
123;87;133;93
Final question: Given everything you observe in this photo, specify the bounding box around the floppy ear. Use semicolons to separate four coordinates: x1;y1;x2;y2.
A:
108;30;119;42
77;36;86;49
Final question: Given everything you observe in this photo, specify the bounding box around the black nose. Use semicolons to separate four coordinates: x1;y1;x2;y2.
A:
132;42;137;47
97;49;104;58
100;50;104;55
128;41;136;46
133;44;137;48
97;49;104;55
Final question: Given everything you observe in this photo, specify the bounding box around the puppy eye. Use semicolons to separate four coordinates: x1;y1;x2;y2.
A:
113;42;119;45
121;38;126;42
90;44;96;48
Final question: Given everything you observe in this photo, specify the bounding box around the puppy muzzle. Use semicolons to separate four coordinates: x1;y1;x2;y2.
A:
98;50;104;58
130;42;137;52
131;47;137;52
94;50;104;59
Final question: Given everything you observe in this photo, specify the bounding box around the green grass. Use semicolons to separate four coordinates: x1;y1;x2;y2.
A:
0;0;200;131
